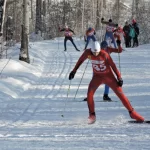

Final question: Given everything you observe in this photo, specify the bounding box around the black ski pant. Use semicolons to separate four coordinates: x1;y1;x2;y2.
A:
64;36;78;50
133;35;139;47
124;35;131;47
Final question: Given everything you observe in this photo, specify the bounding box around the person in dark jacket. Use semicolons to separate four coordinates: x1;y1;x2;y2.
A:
59;25;80;51
123;21;131;48
132;19;139;47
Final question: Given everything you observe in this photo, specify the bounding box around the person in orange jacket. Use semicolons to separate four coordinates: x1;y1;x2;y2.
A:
113;26;125;42
69;41;144;124
84;27;96;49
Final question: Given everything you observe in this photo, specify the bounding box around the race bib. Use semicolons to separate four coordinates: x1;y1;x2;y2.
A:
106;25;114;32
92;60;106;72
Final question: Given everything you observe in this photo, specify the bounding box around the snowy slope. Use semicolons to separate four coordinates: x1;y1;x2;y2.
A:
0;38;150;150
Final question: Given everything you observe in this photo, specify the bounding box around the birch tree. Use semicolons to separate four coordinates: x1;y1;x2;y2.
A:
19;0;30;63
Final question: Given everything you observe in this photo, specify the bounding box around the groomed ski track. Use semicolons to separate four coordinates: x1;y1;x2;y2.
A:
0;38;150;150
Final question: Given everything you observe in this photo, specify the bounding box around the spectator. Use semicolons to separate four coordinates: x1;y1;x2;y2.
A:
132;19;139;47
123;21;131;47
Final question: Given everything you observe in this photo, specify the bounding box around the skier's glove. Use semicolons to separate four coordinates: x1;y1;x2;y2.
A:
69;71;76;80
116;40;121;46
118;78;123;87
101;18;104;21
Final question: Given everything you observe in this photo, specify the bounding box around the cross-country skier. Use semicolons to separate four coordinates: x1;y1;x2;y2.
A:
69;41;144;124
113;26;125;43
101;18;118;48
83;40;123;101
59;25;80;51
84;27;96;50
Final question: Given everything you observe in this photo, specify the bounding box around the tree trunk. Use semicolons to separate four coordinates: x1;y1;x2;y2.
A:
35;0;42;34
20;0;30;63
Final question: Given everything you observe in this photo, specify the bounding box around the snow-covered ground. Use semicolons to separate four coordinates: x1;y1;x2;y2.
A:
0;37;150;150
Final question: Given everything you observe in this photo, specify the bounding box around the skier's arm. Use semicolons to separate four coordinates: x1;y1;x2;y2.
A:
72;51;89;72
59;28;65;32
107;45;122;53
69;51;89;80
69;29;75;34
101;20;109;25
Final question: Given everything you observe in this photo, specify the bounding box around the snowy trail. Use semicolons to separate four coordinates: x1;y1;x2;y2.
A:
0;39;150;149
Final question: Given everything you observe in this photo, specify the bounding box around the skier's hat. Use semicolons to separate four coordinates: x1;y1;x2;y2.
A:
100;41;108;49
109;19;112;22
88;27;92;31
91;41;100;53
65;25;68;29
132;19;136;24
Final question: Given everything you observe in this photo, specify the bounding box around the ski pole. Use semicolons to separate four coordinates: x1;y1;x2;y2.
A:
74;60;89;100
61;80;71;117
118;48;121;73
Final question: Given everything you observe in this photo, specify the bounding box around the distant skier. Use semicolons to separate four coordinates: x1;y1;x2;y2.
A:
101;18;118;48
84;27;96;50
59;25;80;51
69;41;144;124
113;26;125;44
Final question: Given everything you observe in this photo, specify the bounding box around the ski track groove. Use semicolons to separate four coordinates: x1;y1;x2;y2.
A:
0;46;73;136
0;102;32;136
45;50;73;99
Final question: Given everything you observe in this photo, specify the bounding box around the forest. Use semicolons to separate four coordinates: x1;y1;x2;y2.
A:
0;0;150;62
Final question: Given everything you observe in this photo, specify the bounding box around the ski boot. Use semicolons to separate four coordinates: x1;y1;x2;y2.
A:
83;97;87;101
129;109;144;121
103;94;112;101
88;112;96;124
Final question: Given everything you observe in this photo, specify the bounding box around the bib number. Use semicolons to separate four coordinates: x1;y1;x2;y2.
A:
93;63;106;72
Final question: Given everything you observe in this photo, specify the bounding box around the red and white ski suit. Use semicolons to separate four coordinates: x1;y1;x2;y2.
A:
72;49;133;114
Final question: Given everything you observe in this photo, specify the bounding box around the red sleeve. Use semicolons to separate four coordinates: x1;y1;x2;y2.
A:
107;54;121;79
107;46;122;54
72;50;90;72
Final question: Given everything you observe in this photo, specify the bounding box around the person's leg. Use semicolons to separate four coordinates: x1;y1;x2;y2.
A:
104;33;108;41
87;76;102;115
64;37;67;51
104;84;109;94
84;36;90;49
91;35;96;42
69;37;80;51
124;37;127;47
132;37;135;47
135;36;138;46
110;33;117;48
104;75;144;121
128;36;131;47
103;84;111;101
126;36;129;47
